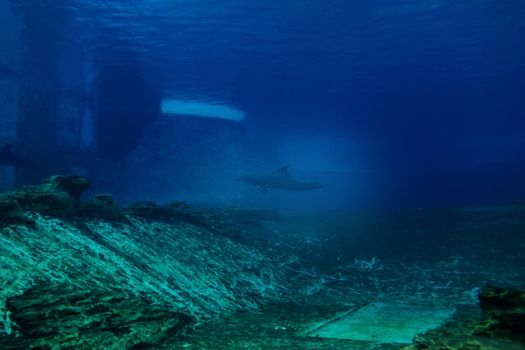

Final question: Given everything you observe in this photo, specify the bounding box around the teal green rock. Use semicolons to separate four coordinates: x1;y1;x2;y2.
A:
0;175;90;218
403;287;525;350
0;177;289;348
2;178;525;349
478;286;525;343
1;283;193;349
80;193;123;220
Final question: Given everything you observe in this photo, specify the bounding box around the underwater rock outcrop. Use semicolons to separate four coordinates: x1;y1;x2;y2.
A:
478;286;525;343
405;286;525;349
123;202;279;239
0;174;278;234
0;282;193;349
0;197;31;225
122;201;202;225
0;175;89;219
80;193;124;220
0;176;288;348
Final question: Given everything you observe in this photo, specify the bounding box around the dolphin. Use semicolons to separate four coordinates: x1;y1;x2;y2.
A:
236;165;324;192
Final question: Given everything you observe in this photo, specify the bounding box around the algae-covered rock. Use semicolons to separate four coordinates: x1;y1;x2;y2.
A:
214;208;280;224
0;197;23;216
0;197;33;225
93;193;115;205
0;210;286;333
478;286;525;343
80;193;123;220
403;287;525;350
124;201;175;220
42;175;90;199
0;282;193;349
0;177;290;348
0;175;90;217
123;202;243;238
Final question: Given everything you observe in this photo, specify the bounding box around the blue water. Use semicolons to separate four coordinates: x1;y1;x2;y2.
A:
1;0;524;209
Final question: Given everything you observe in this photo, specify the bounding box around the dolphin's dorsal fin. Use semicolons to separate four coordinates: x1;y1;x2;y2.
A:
276;165;289;176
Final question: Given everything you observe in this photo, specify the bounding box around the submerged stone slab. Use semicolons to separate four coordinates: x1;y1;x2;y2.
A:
304;302;455;344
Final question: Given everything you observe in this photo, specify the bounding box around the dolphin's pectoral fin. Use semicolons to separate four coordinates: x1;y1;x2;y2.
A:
258;186;268;193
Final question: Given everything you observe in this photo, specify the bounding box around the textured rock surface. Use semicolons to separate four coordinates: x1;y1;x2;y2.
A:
123;202;277;239
0;175;90;218
403;287;525;350
0;283;193;349
478;286;525;343
2;180;525;349
0;174;289;348
0;197;30;225
80;194;123;220
0;213;285;325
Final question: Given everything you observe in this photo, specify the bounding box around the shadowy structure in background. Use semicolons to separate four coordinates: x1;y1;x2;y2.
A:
96;63;161;160
10;0;66;185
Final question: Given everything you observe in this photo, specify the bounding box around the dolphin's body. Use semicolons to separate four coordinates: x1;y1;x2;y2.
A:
236;165;324;192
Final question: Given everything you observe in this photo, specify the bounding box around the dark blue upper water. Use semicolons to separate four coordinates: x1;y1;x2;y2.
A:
1;0;525;209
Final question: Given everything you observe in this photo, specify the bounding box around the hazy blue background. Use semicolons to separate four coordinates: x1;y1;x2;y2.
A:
1;0;525;209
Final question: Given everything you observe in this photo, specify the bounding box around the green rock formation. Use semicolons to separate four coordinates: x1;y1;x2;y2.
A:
1;283;193;349
479;286;525;343
0;175;90;219
404;286;525;350
3;177;524;349
0;176;288;348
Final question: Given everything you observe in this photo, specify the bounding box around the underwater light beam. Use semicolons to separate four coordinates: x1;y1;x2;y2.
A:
161;99;245;122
